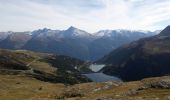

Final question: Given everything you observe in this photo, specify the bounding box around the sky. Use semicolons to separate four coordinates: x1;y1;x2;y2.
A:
0;0;170;33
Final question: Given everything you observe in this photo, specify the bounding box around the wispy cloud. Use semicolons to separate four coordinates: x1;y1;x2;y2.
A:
0;0;170;32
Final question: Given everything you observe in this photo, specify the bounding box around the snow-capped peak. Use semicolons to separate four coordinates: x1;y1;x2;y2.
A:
62;26;91;37
94;29;156;38
94;30;112;37
31;28;60;38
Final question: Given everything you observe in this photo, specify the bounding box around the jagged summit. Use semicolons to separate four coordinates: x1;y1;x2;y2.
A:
159;25;170;36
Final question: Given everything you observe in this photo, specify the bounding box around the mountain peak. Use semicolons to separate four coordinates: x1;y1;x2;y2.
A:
67;26;77;31
32;28;50;34
159;25;170;36
39;28;51;32
63;26;91;37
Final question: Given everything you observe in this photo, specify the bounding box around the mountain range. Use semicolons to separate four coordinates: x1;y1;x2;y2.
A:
98;25;170;81
0;27;158;61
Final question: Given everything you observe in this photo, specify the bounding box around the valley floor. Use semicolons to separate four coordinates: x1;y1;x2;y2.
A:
1;74;170;100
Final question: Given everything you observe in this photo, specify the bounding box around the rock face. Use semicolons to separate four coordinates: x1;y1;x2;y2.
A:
0;27;156;61
150;79;170;89
99;25;170;81
141;76;170;89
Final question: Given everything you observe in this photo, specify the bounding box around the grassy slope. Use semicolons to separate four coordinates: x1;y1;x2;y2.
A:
0;74;65;100
0;74;170;100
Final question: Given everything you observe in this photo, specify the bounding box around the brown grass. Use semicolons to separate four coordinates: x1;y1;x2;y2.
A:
0;74;65;100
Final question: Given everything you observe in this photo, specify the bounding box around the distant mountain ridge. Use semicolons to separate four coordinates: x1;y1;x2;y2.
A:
0;27;158;61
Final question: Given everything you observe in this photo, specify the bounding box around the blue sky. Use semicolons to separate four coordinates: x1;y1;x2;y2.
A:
0;0;170;32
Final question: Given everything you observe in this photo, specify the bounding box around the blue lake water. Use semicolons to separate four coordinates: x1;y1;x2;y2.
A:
83;73;122;82
83;64;122;82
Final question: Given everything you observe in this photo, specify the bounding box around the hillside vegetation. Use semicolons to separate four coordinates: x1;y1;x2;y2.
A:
0;49;91;84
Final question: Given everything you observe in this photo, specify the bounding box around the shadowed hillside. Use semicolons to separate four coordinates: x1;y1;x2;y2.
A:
98;25;170;81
